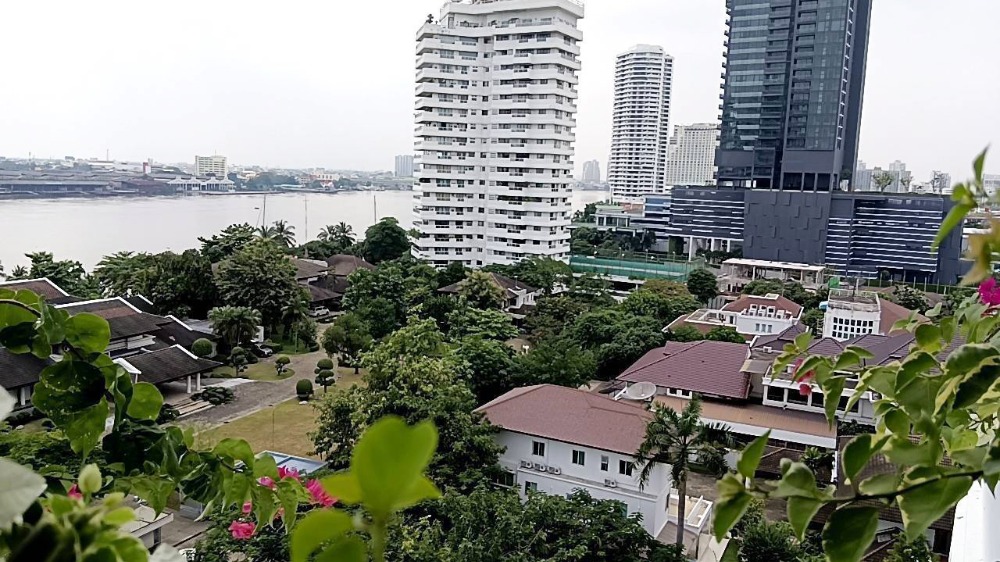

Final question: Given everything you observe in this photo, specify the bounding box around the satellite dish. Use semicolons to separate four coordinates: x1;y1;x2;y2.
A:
623;382;657;401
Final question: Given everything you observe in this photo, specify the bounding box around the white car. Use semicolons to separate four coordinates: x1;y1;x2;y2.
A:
308;307;331;317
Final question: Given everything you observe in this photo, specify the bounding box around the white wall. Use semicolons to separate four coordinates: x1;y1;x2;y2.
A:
496;430;672;536
734;314;796;337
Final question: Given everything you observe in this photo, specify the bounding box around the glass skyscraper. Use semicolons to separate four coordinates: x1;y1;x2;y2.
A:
716;0;871;191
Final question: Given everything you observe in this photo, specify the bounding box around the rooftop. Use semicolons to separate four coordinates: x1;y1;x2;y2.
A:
439;272;539;299
618;340;752;400
475;385;652;456
0;278;76;303
721;258;826;273
118;345;221;385
324;254;376;277
653;395;837;441
0;349;50;390
57;298;164;340
721;293;803;318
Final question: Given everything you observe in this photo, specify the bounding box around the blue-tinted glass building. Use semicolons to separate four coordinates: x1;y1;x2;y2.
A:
716;0;872;191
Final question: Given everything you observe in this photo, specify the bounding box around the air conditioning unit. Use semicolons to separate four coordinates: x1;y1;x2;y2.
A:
547;466;561;475
520;459;533;468
604;479;618;488
534;462;547;471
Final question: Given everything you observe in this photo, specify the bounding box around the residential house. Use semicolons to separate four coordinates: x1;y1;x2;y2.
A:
822;287;923;341
0;278;79;304
666;293;802;340
717;258;825;294
439;272;541;318
476;384;713;543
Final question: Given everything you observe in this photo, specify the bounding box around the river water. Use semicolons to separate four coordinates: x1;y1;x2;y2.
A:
0;189;608;269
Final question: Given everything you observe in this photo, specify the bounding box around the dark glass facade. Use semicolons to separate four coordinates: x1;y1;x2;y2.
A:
716;0;872;191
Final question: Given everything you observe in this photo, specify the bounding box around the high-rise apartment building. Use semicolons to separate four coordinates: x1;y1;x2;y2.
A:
413;0;584;267
195;155;227;178
982;174;1000;197
664;123;720;186
716;0;872;191
395;154;415;177
581;159;601;182
607;45;672;202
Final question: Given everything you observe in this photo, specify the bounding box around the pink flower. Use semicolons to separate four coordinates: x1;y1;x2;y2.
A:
257;476;275;489
67;484;82;500
242;501;253;514
305;479;336;507
980;278;1000;307
798;382;813;396
277;466;301;481
229;520;256;540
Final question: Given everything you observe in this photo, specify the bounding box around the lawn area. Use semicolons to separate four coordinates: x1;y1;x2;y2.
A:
210;362;295;382
720;539;739;562
196;398;319;458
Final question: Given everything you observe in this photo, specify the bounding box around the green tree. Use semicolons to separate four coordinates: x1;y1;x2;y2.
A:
801;446;835;474
23;251;99;298
312;320;501;491
705;326;745;343
315;369;336;393
214;239;300;330
505;257;574;295
208;306;261;349
687;267;719;304
666;325;705;342
621;286;700;325
570;309;665;378
191;338;214;358
636;396;723;548
874;170;895;192
512;337;597;390
741;279;784;296
801;308;825;334
145;250;218;318
321;313;373;374
446;304;518;341
318;221;355;248
7;265;29;280
453;336;517;404
274;355;291;375
229;346;249;374
887;285;929;313
437;261;469;288
458;271;506;310
259;219;296;248
739;520;806;562
341;266;408;337
93;251;155;297
362;217;411;264
198;223;257;262
524;295;590;341
884;536;936;562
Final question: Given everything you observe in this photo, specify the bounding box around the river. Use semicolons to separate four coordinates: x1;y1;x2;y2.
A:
0;189;609;269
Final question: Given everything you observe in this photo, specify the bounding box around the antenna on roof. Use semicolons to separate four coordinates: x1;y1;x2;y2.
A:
616;382;656;402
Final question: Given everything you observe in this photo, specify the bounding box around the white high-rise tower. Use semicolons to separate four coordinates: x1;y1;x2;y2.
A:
664;123;719;186
413;0;584;267
607;45;672;203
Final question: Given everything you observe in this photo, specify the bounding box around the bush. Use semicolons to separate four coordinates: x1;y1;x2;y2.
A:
296;379;314;400
192;387;235;406
315;369;336;393
5;408;43;427
266;341;284;353
315;358;334;373
274;355;291;375
191;338;214;358
157;404;180;424
739;521;803;562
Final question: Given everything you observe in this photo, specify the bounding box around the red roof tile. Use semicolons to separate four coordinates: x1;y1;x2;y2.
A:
721;293;803;318
475;385;652;455
617;341;752;399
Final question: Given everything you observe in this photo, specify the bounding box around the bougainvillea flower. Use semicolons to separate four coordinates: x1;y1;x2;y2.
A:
242;501;252;514
798;382;813;396
277;466;301;481
229;520;256;540
979;278;1000;306
257;476;275;489
67;484;82;500
305;479;337;507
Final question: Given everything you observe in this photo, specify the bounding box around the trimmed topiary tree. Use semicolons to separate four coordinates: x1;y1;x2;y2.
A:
274;355;291;376
315;358;334;373
296;379;314;401
315;369;336;393
229;346;248;375
191;338;214;358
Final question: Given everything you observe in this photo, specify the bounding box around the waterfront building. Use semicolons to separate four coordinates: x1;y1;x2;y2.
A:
394;154;415;178
716;0;872;191
607;45;672;203
194;155;228;178
663;123;719;186
581;159;601;182
413;0;583;267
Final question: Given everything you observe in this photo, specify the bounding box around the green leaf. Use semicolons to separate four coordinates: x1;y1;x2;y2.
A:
0;458;47;528
276;479;300;530
858;473;899;496
64;312;112;354
130;476;176;515
842;435;883;485
773;462;820;499
823;377;846;425
390;475;441;511
104;507;137;526
973;146;988;184
253;453;278;480
315;536;367;562
954;364;1000;409
794;330;812;351
934;203;972;249
291;509;353;562
213;439;255;469
944;343;999;375
712;473;752;540
126;382;163;421
63;399;110;456
736;432;770;480
884;438;942;467
822;506;879;562
984;444;1000;476
883;409;910;436
913;324;941;353
787;496;821;541
321;472;363;505
833;350;861;371
251;483;277;531
351;416;438;516
898;475;973;540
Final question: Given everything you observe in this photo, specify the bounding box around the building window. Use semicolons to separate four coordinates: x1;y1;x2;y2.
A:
495;471;515;487
600;455;609;472
572;450;586;466
619;460;634;476
524;481;537;493
766;385;786;402
532;441;545;456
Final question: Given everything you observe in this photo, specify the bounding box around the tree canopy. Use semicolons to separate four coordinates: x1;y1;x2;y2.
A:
214;239;302;331
362;217;411;264
687;267;719;303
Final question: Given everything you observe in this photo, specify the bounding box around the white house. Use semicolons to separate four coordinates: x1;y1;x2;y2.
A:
439;272;541;317
476;385;713;541
666;293;802;340
821;287;922;341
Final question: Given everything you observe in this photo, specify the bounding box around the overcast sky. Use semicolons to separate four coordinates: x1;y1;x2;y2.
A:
1;1;997;181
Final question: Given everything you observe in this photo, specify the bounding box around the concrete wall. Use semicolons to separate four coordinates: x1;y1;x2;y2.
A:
743;190;832;264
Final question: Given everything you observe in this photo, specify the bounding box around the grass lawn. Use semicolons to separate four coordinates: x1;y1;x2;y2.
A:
209;362;295;382
269;338;314;356
196;399;320;458
720;539;739;562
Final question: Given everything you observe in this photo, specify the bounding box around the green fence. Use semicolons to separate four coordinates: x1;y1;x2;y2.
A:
569;255;698;281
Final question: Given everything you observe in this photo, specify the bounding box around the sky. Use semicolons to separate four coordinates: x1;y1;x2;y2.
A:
0;1;997;181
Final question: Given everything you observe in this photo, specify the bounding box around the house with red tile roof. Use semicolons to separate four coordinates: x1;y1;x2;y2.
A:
617;340;756;400
822;288;925;341
666;293;802;341
476;385;714;541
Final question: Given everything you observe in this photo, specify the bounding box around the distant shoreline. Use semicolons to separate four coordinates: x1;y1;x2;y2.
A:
0;187;413;201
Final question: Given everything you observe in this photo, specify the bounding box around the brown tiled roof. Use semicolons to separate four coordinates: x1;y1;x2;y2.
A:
653;395;837;441
752;323;808;350
57;299;164;340
0;349;49;390
325;255;375;277
122;346;221;385
475;385;652;455
617;341;752;399
150;316;216;348
878;299;925;334
721;294;803;318
290;258;330;281
0;278;69;301
439;272;538;299
305;283;341;303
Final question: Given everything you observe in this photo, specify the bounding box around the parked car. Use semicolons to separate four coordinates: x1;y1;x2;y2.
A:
308;306;331;317
249;343;273;358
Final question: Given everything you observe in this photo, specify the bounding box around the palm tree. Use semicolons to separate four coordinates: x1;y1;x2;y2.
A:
318;222;355;248
208;306;262;349
8;265;29;280
635;396;730;549
270;220;296;247
281;295;310;347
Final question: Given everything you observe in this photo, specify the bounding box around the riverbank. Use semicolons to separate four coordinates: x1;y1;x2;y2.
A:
0;187;410;200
